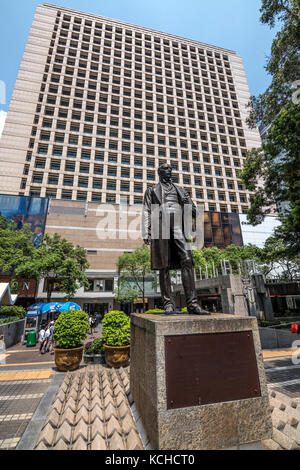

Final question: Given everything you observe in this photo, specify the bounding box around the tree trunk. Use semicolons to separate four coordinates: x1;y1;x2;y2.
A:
47;279;54;304
142;275;145;313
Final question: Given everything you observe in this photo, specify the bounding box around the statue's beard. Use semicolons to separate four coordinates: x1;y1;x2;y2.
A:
160;175;172;184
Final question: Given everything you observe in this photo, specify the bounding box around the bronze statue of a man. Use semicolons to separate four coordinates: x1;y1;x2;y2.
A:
142;163;209;315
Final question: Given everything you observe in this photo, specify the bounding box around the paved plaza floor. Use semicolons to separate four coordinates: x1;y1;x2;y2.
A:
0;340;299;450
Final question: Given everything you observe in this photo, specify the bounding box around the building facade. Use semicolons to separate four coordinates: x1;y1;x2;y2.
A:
0;3;264;311
0;3;261;210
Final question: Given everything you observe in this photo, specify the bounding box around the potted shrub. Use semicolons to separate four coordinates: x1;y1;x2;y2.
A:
53;309;89;371
102;310;130;368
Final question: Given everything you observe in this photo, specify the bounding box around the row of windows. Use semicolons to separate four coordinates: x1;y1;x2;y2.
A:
27;171;248;198
36;132;244;152
48;69;233;96
46;82;236;104
49;57;235;92
26;184;249;213
52;37;233;71
39;116;244;136
49;57;233;86
56;13;232;61
38;108;242;134
30;148;245;172
42;91;240;115
27;156;245;183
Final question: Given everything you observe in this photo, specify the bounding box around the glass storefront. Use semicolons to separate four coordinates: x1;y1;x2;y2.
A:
204;212;243;248
0;194;49;247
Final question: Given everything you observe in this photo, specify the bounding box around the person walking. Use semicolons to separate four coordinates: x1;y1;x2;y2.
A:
46;321;55;355
38;324;46;355
88;315;93;335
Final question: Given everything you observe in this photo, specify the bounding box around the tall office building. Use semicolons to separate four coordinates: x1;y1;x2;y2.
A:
0;3;261;213
0;4;265;312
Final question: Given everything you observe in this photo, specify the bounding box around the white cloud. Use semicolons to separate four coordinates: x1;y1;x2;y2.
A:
0;111;7;138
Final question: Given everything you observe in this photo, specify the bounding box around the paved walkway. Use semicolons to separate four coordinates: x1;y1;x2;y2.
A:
0;337;299;450
0;328;103;450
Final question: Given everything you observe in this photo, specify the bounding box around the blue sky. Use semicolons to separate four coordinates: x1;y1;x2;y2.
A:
0;0;278;133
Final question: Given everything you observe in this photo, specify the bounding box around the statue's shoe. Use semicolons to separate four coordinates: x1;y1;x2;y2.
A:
188;306;210;316
164;305;176;315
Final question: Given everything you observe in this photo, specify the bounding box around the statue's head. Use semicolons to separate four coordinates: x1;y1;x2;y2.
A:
158;163;172;182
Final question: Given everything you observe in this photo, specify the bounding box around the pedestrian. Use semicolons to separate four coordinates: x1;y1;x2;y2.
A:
95;313;100;330
46;321;55;355
38;324;46;355
88;315;93;335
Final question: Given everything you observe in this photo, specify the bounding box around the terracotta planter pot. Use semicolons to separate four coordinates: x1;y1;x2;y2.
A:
54;346;84;372
104;344;130;368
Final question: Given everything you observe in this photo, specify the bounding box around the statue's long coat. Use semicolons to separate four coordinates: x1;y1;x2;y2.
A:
142;183;197;270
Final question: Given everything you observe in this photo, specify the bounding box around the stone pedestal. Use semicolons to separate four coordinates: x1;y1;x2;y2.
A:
130;313;273;450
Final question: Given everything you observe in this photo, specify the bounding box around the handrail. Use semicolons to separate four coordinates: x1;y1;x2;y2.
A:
261;321;300;329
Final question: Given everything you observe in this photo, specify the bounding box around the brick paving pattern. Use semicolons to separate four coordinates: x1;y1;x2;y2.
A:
0;371;52;450
35;365;144;451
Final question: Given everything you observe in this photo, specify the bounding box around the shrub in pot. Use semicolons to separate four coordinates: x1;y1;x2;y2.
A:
53;309;89;371
102;310;130;368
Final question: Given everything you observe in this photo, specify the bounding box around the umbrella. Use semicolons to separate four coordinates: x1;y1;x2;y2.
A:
27;303;46;313
41;302;63;314
58;302;81;313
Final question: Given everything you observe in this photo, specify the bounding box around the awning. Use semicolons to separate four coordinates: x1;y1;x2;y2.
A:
0;283;18;306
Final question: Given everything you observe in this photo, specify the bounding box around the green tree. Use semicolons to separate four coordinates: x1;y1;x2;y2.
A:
113;281;140;305
192;245;265;276
241;1;300;255
117;245;152;312
262;236;300;280
241;103;300;254
15;233;90;302
247;0;300;128
0;216;35;275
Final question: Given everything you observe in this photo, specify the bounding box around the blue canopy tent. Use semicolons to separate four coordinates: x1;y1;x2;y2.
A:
41;303;63;314
58;302;81;313
27;303;46;314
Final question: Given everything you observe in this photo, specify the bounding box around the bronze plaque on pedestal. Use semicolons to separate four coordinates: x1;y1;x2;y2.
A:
165;331;261;410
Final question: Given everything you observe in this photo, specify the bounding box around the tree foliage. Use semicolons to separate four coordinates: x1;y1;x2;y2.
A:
15;233;90;302
0;217;35;274
241;1;300;255
117;245;152;311
248;0;300;128
0;215;90;302
192;243;300;281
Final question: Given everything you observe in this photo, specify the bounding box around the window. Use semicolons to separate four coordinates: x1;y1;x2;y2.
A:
63;176;74;186
32;173;43;184
93;179;102;189
48;174;59;185
77;192;87;201
50;160;61;171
